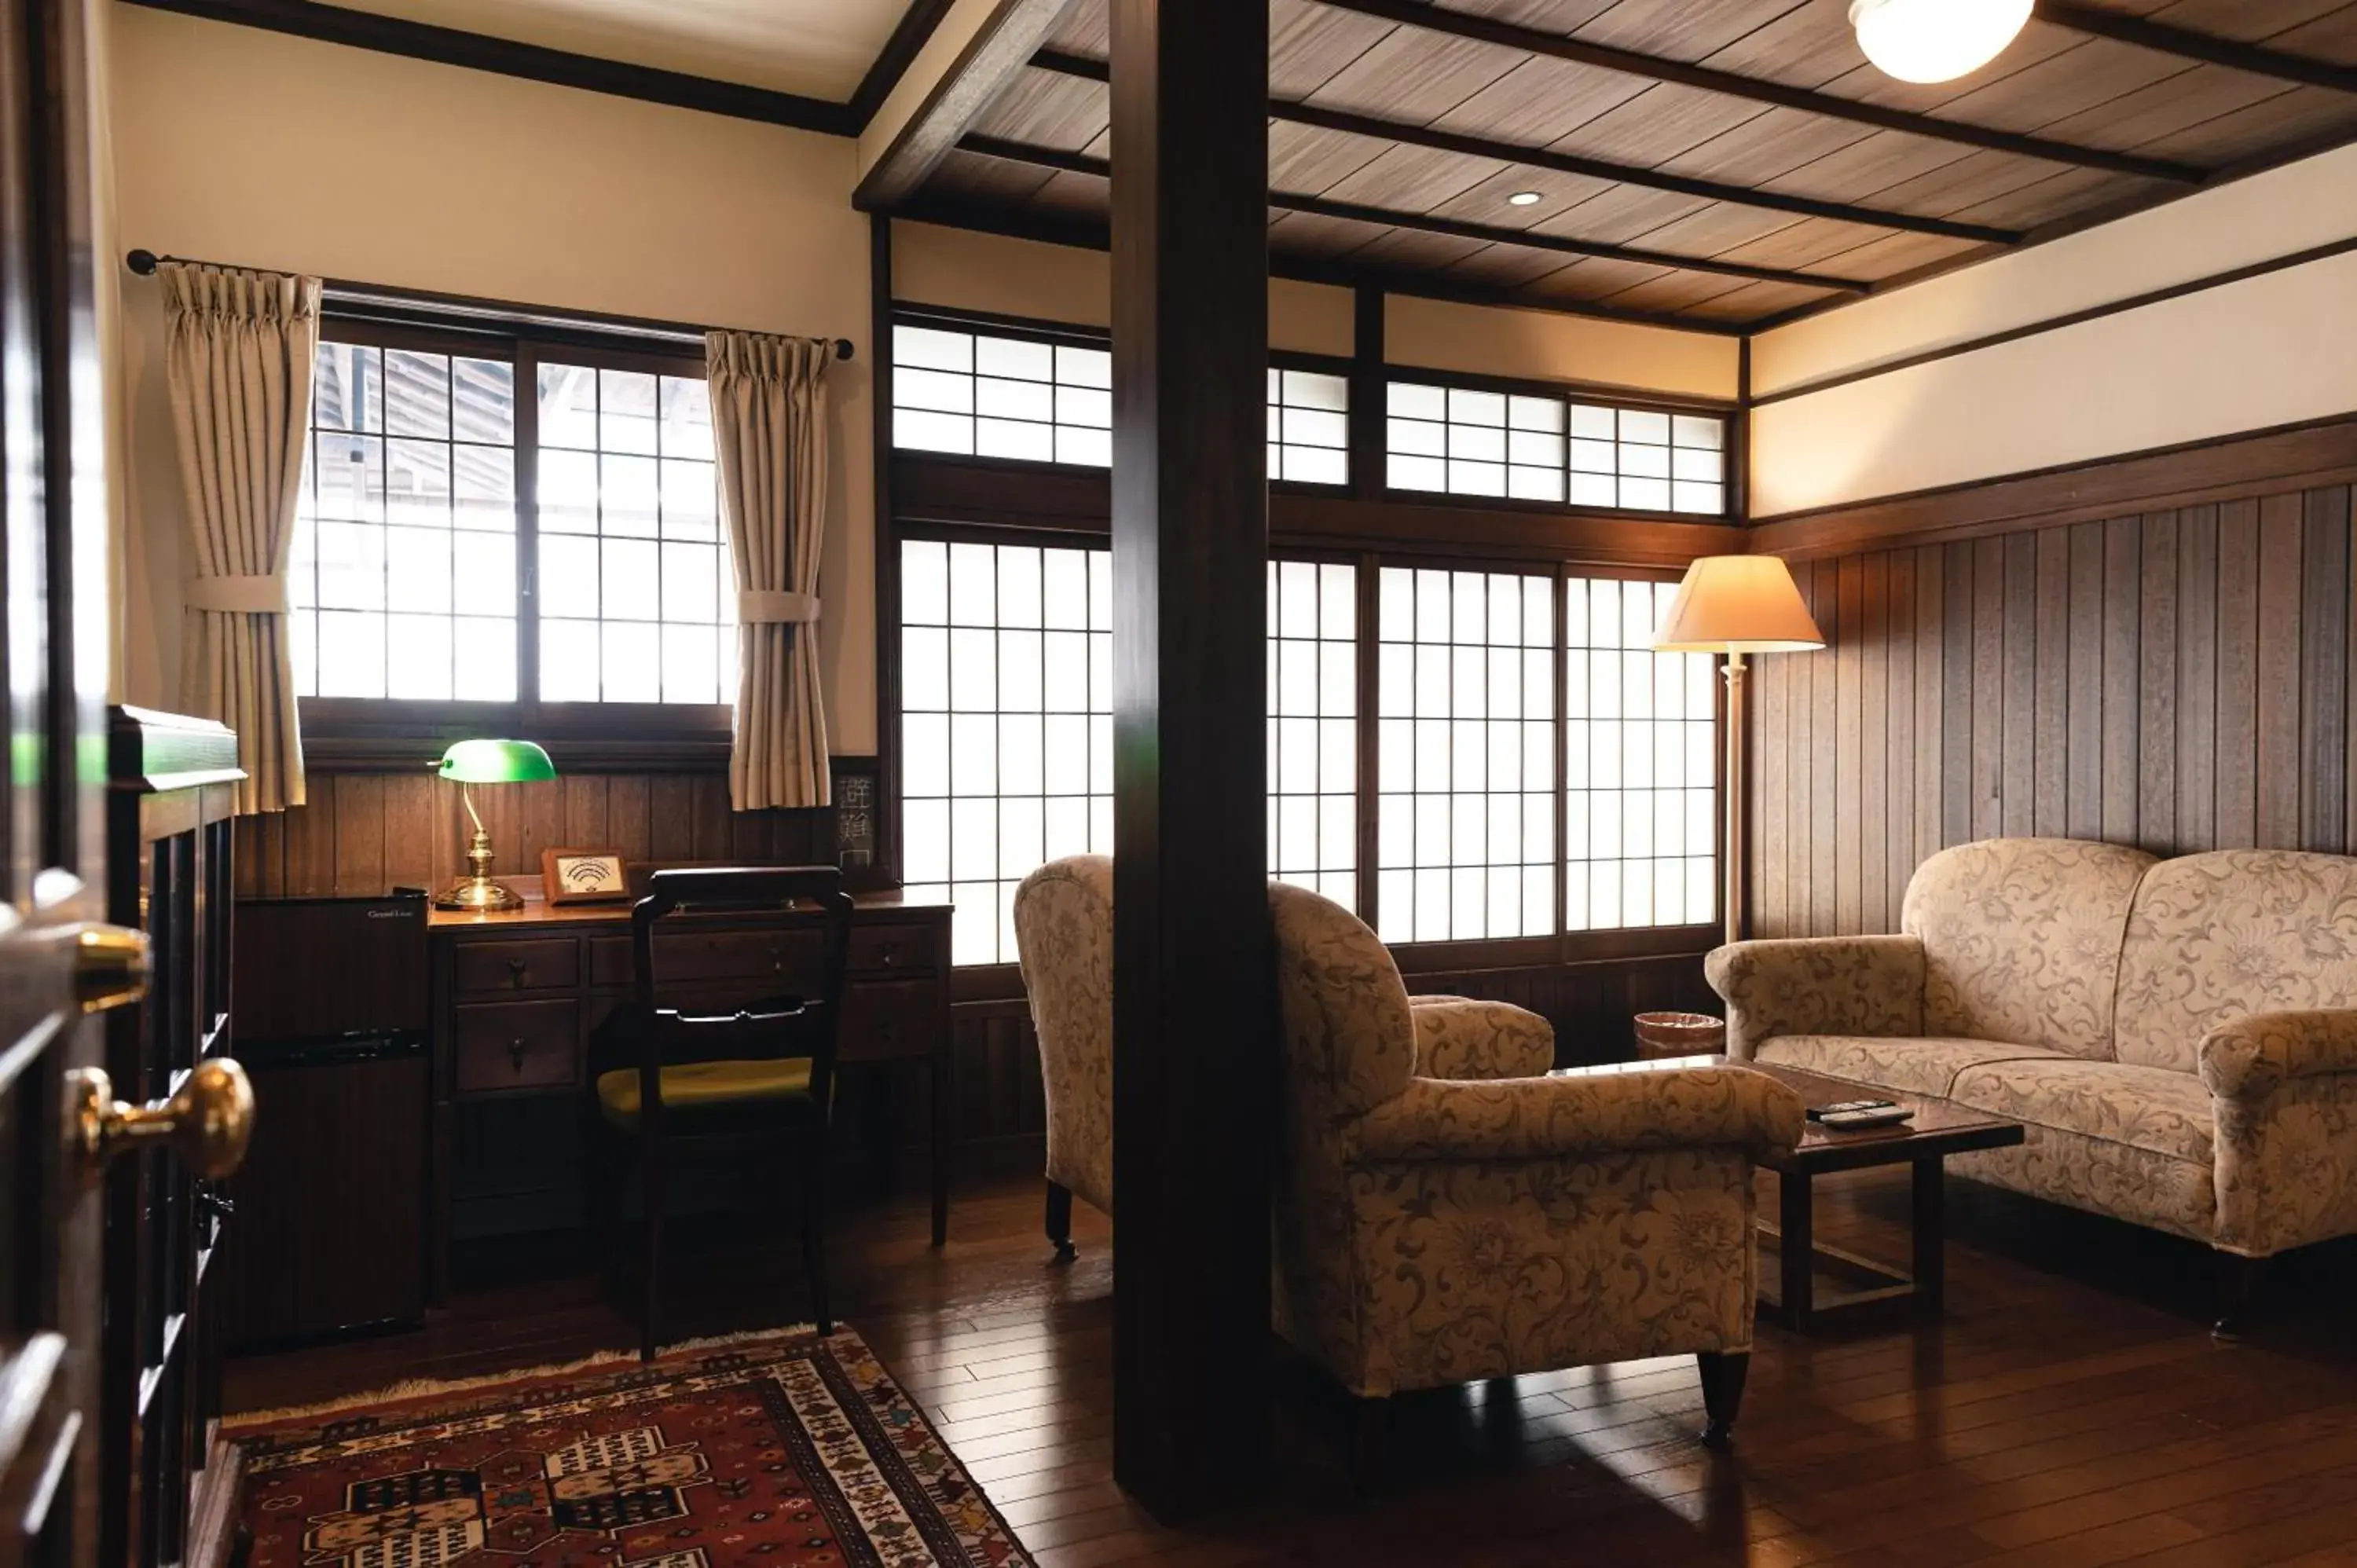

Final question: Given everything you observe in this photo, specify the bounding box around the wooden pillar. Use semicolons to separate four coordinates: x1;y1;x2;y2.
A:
1108;0;1274;1522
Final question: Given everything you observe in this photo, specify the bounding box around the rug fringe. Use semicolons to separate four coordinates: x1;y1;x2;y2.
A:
222;1322;823;1431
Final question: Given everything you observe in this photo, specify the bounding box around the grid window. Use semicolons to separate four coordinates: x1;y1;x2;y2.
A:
892;324;1113;467
900;540;1114;965
291;342;520;699
535;362;731;704
1387;379;1725;516
1374;566;1556;944
1267;368;1349;485
1565;577;1717;931
1267;560;1358;907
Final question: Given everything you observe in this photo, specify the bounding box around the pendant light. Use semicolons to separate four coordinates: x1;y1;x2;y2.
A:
1849;0;2033;84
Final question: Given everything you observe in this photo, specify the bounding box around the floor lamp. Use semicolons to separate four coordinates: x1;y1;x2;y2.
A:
1654;556;1826;949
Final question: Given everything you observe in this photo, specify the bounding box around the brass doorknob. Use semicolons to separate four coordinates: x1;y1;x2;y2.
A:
44;921;150;1014
68;1058;255;1182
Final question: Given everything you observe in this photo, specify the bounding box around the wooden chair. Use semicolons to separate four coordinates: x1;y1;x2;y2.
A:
587;866;854;1359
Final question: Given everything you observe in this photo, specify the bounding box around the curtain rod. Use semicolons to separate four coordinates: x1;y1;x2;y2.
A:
122;249;855;361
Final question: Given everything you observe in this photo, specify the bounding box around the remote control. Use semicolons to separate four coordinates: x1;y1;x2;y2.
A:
1807;1098;1897;1121
1818;1105;1914;1130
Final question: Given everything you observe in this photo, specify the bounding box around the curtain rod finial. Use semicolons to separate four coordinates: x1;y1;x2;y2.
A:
834;338;854;361
125;248;159;277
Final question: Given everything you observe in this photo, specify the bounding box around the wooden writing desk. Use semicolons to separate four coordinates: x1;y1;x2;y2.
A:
425;888;953;1299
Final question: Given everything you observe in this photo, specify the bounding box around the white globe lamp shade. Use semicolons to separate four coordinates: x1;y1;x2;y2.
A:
1849;0;2033;84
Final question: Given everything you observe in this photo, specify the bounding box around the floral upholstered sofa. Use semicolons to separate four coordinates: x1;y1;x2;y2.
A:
1706;837;2357;1332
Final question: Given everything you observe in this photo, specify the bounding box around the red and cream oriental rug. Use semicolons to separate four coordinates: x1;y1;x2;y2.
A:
229;1328;1034;1568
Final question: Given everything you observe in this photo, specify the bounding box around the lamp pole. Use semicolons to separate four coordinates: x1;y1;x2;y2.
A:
1721;650;1747;951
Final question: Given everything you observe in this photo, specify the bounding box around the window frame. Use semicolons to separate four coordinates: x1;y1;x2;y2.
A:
298;314;732;761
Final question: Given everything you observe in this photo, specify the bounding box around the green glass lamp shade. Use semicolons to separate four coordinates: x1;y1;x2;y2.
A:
436;738;556;785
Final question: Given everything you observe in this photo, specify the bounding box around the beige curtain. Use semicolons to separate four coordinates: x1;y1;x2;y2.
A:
161;262;321;815
708;331;833;810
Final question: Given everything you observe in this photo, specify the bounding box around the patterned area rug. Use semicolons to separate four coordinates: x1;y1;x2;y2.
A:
229;1328;1034;1568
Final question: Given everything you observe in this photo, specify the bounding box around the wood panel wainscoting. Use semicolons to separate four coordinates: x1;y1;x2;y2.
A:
1745;413;2357;940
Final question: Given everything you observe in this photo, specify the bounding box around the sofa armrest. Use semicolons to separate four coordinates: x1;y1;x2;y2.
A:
1704;936;1926;1059
1410;998;1556;1080
2200;1009;2357;1101
1354;1064;1805;1164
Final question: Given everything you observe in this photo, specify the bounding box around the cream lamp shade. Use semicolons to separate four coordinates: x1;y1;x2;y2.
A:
1653;556;1825;655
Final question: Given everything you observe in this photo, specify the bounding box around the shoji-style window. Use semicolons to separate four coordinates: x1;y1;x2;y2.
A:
1565;577;1718;930
890;323;1113;467
898;539;1113;966
1266;368;1350;485
1373;566;1557;944
1267;559;1358;905
291;341;520;698
1386;379;1728;517
534;361;731;704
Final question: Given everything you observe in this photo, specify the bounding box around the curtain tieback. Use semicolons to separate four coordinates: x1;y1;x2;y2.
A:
185;573;288;614
739;589;821;624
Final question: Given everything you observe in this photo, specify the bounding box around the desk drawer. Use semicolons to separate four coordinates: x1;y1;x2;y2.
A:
849;923;939;977
839;980;938;1063
651;929;824;985
453;999;580;1093
452;937;581;996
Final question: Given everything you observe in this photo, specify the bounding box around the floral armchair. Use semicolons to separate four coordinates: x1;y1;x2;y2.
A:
1268;881;1805;1449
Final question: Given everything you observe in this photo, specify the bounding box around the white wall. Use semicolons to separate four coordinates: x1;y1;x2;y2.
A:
1749;143;2357;518
108;2;878;749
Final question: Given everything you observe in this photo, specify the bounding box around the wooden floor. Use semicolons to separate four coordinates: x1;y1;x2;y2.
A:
226;1167;2357;1567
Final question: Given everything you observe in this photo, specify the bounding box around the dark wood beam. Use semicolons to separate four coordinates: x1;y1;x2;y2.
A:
120;0;856;134
1028;50;2024;244
855;0;1076;209
2040;2;2357;94
959;132;1869;293
1314;0;2205;183
850;0;958;130
1108;0;1274;1524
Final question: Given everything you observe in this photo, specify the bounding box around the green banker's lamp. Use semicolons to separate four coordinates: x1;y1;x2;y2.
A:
432;738;557;911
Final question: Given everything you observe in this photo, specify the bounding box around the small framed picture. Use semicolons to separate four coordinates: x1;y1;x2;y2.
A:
541;847;630;905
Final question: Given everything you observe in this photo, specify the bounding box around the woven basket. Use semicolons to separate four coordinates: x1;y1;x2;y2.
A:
1632;1009;1727;1060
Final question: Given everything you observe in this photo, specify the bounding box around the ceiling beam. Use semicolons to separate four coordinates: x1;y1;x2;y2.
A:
1031;49;2021;244
2039;2;2357;94
850;0;959;130
856;0;1076;209
958;132;1869;294
1312;0;2205;184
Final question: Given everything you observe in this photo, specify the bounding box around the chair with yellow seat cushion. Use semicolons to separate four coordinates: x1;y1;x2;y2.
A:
585;866;853;1360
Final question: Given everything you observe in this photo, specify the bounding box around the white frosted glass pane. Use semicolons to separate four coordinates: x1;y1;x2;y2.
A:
1622;477;1671;511
1673;482;1724;515
1377;870;1414;943
951;794;997;882
998;628;1043;713
1387;416;1445;458
1320;643;1354;716
1415;793;1450;867
317;610;385;698
1044;716;1088;794
1378;719;1412;793
602;621;660;702
1673;413;1723;449
600;371;659;456
1526;720;1553;790
1571;472;1618;507
1415;718;1450;793
1452;656;1486;722
1486;580;1521;650
902;627;948;713
1591;650;1622;719
1488;866;1520;937
603;538;658;621
453;532;514;617
1687;788;1716;855
1487;649;1522;720
1567;790;1590;863
659;459;717;540
1565;861;1591;932
894;408;972;454
1451;866;1486;940
1592;793;1622;863
1508;466;1565;503
1285;445;1347;485
1277;794;1315;872
1277;639;1314;716
1624;789;1655;856
1089;632;1112;713
1416;867;1448;942
1043;795;1089;860
1447;423;1505;463
537;449;598;534
1056;345;1111;389
999;714;1044;795
1274;716;1313;796
1686;720;1715;786
1285;369;1348;412
1624;860;1654;927
1090;715;1113;793
950;885;998;966
1570;438;1618;474
895;324;973;373
661;542;719;624
1655;788;1684;855
1278;559;1316;632
1379;568;1414;642
1088;551;1113;631
977;418;1055;463
453;617;515;701
386;614;451;699
1377;793;1413;866
1320;794;1355;872
315;522;384;610
1449;461;1506;496
1377;643;1412;716
661;623;719;703
904;798;949;883
1655;861;1684;928
1620;441;1671;478
1590;863;1622;929
1655;721;1684;785
1566;720;1589;789
603;454;659;538
1524;866;1553;937
1508;394;1563;432
313;343;383;434
1058;386;1112;429
1267;368;1282;403
1388;455;1446;493
1446;573;1484;646
1043;550;1089;629
1564;650;1588;719
1526;650;1554;716
896;366;974;414
1488;720;1520;787
999;797;1045;879
1487;793;1522;863
454;447;515;533
1569;403;1615;439
1321;564;1355;639
1688;857;1716;925
902;713;949;797
978;376;1054;423
1592;720;1623;789
948;542;995;625
1672;445;1722;483
1449;388;1506;427
659;376;711;461
1413;645;1448;720
536;362;597;448
902;540;948;625
1626;720;1657;787
1089;794;1113;855
1058;427;1112;467
1388;382;1446;419
386;440;450;529
540;619;599;701
1043;631;1088;713
989;545;1040;628
1523;577;1553;648
948;627;995;713
1452;793;1486;866
1523;793;1553;861
384;527;451;614
1619;408;1670;444
976;335;1053;382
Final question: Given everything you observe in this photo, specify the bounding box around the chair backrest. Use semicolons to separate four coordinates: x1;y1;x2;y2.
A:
610;866;856;1123
1268;880;1418;1123
1012;856;1114;1213
1901;837;2155;1060
2113;849;2357;1072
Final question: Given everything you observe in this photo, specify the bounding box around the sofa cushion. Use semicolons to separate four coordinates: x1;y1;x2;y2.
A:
1754;1035;2064;1101
1902;838;2157;1061
1948;1057;2215;1167
2112;849;2357;1074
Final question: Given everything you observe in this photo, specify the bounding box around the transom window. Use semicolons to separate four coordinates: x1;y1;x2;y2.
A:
289;328;724;709
892;324;1113;467
1386;380;1726;516
1266;369;1350;485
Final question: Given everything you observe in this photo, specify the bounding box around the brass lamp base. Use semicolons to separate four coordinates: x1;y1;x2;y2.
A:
433;875;524;911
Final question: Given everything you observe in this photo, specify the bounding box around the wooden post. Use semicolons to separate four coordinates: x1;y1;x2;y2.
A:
1109;0;1274;1522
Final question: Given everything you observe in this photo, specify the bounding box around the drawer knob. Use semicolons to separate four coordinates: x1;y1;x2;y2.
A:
771;944;784;973
881;947;900;966
508;1038;526;1071
506;957;527;984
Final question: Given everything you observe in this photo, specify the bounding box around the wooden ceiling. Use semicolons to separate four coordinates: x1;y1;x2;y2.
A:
906;0;2357;332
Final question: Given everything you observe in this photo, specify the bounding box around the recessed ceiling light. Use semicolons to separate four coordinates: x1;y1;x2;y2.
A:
1506;190;1543;207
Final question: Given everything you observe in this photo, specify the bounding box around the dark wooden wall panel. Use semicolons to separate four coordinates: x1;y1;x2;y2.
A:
1753;482;2357;939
